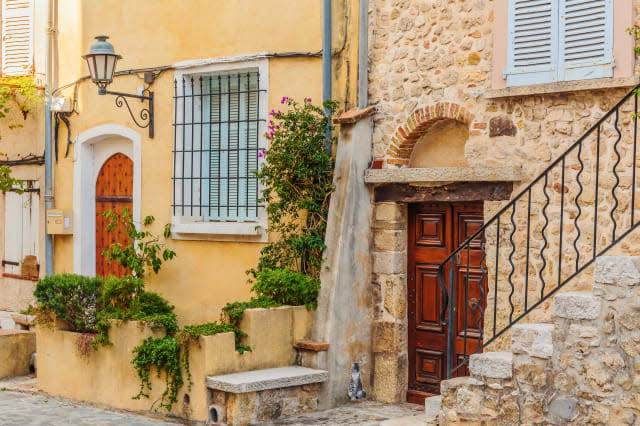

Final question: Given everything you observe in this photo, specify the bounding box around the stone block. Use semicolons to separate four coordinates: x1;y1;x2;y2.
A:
489;116;517;137
372;321;404;353
469;352;512;379
553;292;600;320
373;251;406;274
550;397;578;422
425;395;442;423
373;352;407;403
595;256;640;286
375;203;405;222
511;323;553;359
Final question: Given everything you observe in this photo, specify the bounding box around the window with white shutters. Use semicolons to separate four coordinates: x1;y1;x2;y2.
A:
506;0;613;87
1;0;33;76
173;69;265;224
3;182;38;276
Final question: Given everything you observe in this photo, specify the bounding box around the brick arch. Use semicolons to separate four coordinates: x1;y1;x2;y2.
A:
384;102;474;167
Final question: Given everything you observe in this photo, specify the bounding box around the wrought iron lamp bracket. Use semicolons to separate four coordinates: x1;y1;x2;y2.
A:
100;88;154;138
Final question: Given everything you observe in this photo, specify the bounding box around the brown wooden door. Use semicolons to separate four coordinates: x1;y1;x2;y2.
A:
95;153;133;278
407;202;485;404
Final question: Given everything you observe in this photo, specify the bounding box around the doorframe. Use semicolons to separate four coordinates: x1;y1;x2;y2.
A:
73;124;141;276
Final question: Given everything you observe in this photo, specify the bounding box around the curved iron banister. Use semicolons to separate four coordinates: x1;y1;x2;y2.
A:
438;83;640;379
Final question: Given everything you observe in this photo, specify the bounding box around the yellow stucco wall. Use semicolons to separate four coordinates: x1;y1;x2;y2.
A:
37;306;314;422
51;1;325;325
0;330;36;379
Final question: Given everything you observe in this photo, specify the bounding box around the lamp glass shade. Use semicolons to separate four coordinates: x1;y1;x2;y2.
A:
82;35;121;89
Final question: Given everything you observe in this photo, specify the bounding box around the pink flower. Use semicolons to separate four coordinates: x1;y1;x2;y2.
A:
305;98;312;102
281;96;289;104
258;148;266;158
269;109;275;116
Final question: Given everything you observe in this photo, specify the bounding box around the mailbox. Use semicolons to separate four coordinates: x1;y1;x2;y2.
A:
46;209;73;235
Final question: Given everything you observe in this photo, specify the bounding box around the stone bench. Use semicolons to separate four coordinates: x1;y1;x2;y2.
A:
206;366;328;425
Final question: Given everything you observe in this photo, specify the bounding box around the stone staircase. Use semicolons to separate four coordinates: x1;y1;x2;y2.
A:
427;256;640;425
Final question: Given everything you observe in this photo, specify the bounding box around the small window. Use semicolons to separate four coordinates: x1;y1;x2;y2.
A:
172;64;267;239
3;181;39;279
505;0;613;87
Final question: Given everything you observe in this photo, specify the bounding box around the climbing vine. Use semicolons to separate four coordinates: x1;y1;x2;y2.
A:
101;207;176;278
0;76;42;128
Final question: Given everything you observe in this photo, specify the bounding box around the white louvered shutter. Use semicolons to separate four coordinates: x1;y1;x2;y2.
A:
506;0;559;87
3;185;38;275
559;0;613;81
2;0;33;76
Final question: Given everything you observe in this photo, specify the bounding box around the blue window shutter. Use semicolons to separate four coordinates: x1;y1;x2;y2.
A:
205;72;260;222
506;0;558;87
558;0;613;81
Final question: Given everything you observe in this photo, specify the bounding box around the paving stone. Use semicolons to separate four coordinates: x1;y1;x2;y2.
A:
424;395;442;423
0;391;177;425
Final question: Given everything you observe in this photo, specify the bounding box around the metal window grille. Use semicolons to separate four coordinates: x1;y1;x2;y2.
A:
173;71;264;221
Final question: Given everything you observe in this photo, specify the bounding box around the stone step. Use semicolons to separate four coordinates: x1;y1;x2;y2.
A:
553;292;600;320
206;366;328;393
424;395;442;423
595;256;640;286
469;351;512;379
511;323;554;359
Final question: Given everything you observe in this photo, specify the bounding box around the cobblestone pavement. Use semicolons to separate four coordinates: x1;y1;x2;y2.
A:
0;376;424;425
274;401;424;425
0;391;180;426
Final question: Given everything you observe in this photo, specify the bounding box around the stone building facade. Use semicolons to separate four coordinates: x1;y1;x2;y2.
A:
363;0;640;405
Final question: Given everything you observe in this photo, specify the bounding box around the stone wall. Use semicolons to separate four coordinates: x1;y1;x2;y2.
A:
438;256;640;424
371;202;409;403
367;0;640;362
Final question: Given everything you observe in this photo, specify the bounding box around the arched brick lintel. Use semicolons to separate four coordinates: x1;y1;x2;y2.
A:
382;102;474;167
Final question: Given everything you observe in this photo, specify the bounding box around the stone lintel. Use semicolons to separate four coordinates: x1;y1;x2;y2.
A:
365;167;522;185
206;366;328;393
484;75;639;99
469;352;513;379
374;181;513;203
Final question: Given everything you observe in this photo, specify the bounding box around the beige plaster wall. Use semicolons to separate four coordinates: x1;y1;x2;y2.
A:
51;1;325;325
37;306;314;422
409;119;469;167
0;330;36;379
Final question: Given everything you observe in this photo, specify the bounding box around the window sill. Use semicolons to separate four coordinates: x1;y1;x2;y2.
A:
2;273;39;282
485;76;639;99
170;221;268;243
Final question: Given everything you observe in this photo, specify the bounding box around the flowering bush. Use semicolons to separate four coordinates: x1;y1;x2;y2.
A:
249;97;337;279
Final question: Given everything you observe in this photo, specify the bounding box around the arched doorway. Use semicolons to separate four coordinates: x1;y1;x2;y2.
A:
95;153;133;277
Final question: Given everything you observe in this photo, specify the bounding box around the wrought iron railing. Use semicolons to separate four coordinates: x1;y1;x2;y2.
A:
438;84;640;379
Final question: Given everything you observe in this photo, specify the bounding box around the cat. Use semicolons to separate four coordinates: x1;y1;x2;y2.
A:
348;362;367;401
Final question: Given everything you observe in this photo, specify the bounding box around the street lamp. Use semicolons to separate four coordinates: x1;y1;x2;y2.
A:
82;35;154;138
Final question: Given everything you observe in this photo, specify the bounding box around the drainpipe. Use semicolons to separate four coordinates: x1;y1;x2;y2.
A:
357;0;368;109
44;0;53;275
322;0;331;153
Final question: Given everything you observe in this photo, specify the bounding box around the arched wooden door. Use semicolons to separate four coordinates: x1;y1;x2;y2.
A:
95;153;133;277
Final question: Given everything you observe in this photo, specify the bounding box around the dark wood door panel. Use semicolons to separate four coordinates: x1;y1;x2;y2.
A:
408;202;486;404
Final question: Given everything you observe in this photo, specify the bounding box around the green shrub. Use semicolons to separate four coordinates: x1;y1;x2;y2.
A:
33;274;102;332
252;268;320;309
